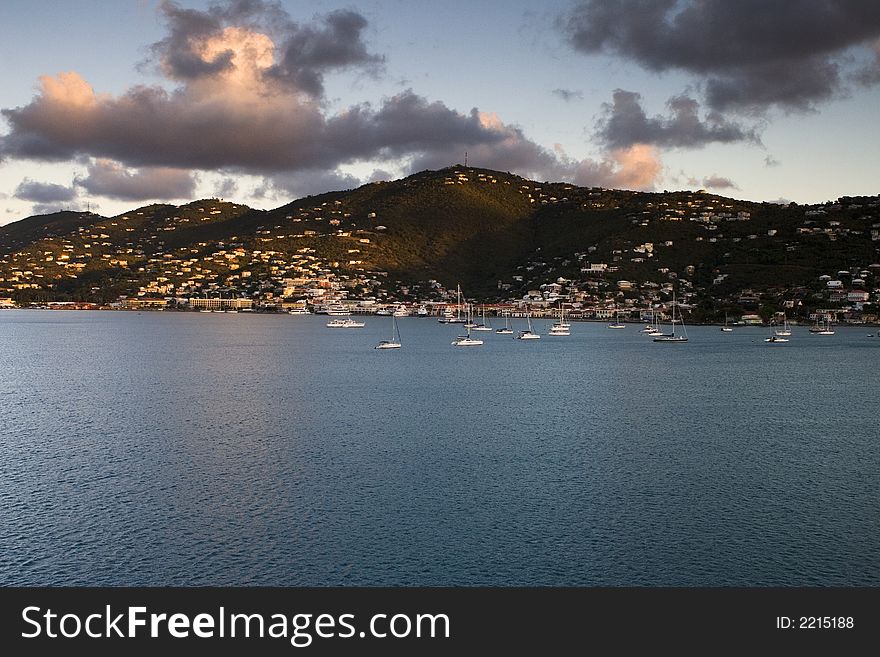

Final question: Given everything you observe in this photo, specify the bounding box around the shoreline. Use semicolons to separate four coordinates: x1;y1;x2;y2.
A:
1;306;877;327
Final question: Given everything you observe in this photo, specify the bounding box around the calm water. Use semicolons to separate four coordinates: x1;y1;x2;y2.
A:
1;310;878;586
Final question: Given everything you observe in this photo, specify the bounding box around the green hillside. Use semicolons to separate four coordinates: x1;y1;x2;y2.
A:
1;166;878;313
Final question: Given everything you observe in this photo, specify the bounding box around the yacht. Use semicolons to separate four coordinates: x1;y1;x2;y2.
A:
287;306;310;315
472;305;493;331
774;315;792;336
653;292;688;343
325;304;351;316
721;312;733;332
548;305;570;336
452;305;484;345
516;314;541;340
440;284;466;323
327;318;365;328
495;311;513;334
375;315;402;349
451;333;484;346
607;310;626;329
809;316;835;335
392;305;409;317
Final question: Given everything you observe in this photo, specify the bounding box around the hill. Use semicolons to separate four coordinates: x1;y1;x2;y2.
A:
1;166;878;321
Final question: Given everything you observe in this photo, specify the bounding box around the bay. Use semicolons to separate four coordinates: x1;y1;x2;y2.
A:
1;310;878;586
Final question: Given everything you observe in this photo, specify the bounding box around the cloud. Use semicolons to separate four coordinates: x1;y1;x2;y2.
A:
764;155;780;167
702;175;738;190
551;88;583;102
570;144;663;190
262;168;361;199
14;178;77;202
76;159;197;201
562;0;880;112
854;38;880;84
0;0;662;200
214;177;239;198
595;89;760;149
151;1;383;97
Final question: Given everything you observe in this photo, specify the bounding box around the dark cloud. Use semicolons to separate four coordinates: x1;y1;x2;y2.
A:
152;1;382;96
764;155;780;167
76;159;197;201
367;168;393;183
263;168;360;199
14;178;77;202
551;88;583;102
562;0;880;112
853;38;880;85
214;177;239;198
702;175;738;190
268;10;384;96
595;89;760;149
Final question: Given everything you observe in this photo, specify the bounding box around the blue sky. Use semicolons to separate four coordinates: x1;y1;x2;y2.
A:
2;0;879;223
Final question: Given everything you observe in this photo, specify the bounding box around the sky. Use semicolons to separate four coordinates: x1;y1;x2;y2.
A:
1;0;880;224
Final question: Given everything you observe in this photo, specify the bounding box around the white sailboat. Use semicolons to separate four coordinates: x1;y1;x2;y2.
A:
809;316;835;335
640;310;662;335
516;313;541;340
721;312;733;332
653;292;688;343
440;284;466;323
472;304;493;331
452;306;483;346
774;314;792;336
548;304;570;336
607;309;626;329
375;314;402;349
495;310;513;334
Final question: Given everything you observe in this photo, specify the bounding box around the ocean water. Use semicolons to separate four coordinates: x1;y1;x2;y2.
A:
1;310;878;586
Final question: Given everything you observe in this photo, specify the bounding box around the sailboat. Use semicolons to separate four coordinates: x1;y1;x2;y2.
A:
607;309;626;329
452;306;483;346
809;315;835;335
516;313;541;340
440;284;466;323
495;310;513;334
774;314;792;336
653;292;688;342
765;320;788;343
640;310;661;335
548;304;570;336
721;312;733;332
472;304;493;331
375;314;402;349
